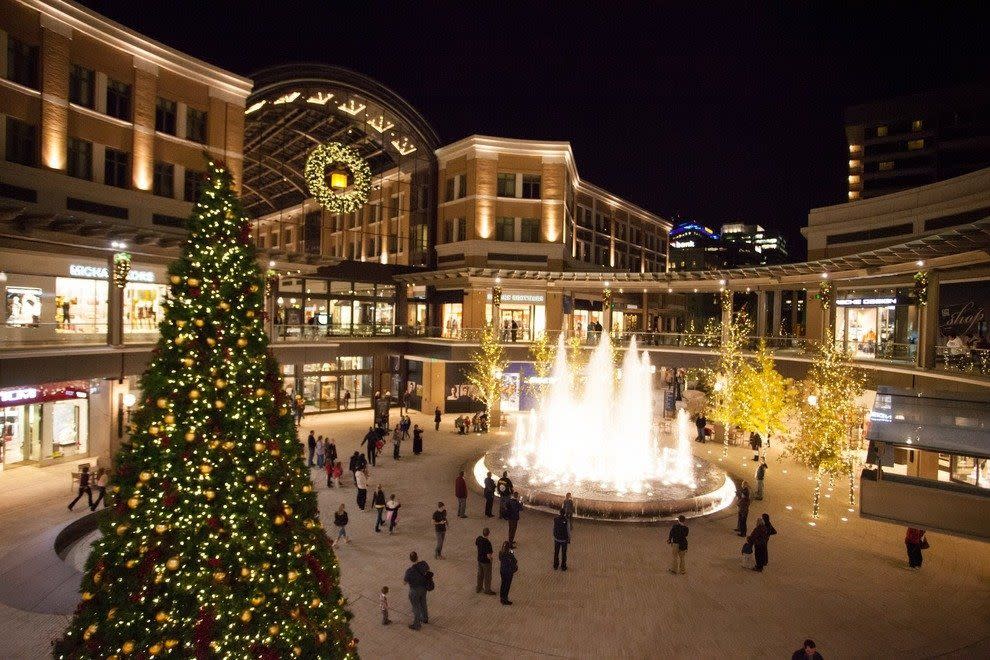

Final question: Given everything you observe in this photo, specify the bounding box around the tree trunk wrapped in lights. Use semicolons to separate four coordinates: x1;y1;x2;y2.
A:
786;330;865;518
466;322;508;426
705;304;751;458
54;163;356;659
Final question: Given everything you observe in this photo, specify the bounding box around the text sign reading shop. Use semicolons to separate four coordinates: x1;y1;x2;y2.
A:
69;264;155;283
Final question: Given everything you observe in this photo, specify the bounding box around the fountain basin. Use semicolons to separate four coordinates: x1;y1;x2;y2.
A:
474;443;736;522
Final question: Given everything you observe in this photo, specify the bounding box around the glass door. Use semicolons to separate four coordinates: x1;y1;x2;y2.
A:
500;308;530;342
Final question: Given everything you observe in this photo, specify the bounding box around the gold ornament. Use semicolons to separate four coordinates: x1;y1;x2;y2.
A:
107;608;117;620
214;400;225;409
245;474;256;483
125;559;138;568
222;441;235;451
283;505;293;516
240;567;251;578
249;284;260;293
219;301;230;311
154;524;167;534
273;515;285;526
188;389;200;400
317;631;327;643
254;442;266;452
255;388;266;397
204;489;216;501
165;557;180;571
148;426;160;436
302;485;312;493
92;571;103;585
169;275;182;285
213;571;227;582
261;561;271;570
208;440;220;450
174;335;186;346
80;591;92;602
240;610;252;623
290;608;300;619
149;644;162;655
287;570;299;582
127;497;140;509
164;414;175;425
122;641;135;654
215;378;227;388
155;611;168;622
246;310;255;318
187;278;200;287
164;640;178;649
293;646;302;656
251;594;265;606
269;448;280;457
182;357;194;367
268;624;280;635
139;471;152;482
206;337;216;346
200;463;213;474
176;319;186;328
156;398;169;409
184;431;196;442
310;597;321;607
194;318;204;327
237;337;249;348
258;482;269;492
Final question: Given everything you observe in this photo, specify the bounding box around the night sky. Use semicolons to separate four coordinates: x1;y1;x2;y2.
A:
82;1;988;260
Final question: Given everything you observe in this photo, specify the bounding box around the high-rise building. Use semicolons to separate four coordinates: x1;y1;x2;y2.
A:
845;83;990;200
720;222;788;265
667;222;720;271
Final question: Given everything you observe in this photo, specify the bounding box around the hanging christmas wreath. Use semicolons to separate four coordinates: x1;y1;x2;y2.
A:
913;271;929;306
304;142;371;214
816;280;834;310
112;252;132;288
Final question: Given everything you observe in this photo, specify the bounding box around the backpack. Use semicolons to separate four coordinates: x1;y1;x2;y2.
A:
422;565;435;591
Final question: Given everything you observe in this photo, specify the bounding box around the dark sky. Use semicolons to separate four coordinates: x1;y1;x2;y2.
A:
82;1;988;260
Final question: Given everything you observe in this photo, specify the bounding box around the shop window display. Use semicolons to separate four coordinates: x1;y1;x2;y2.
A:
124;283;168;333
442;303;463;338
55;277;108;334
4;286;42;326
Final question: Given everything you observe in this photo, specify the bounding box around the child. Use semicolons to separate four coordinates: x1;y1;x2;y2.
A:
380;586;391;625
333;504;349;548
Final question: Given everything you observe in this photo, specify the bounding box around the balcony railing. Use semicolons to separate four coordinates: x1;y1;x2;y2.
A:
934;346;990;376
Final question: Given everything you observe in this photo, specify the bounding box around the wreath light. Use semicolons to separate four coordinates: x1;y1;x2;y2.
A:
304;142;371;214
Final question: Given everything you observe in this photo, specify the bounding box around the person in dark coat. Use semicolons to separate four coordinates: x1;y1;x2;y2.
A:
695;413;707;443
791;639;823;660
552;510;570;571
747;513;777;571
498;541;518;605
905;527;927;569
749;431;763;460
496;471;513;519
667;514;689;575
326;438;338;466
475;527;496;595
68;464;93;511
372;486;387;532
412;425;423;455
434;406;442;431
455;470;468;518
755;459;767;500
361;426;378;466
735;480;751;537
483;472;497;517
505;492;522;547
306;430;317;467
403;551;432;630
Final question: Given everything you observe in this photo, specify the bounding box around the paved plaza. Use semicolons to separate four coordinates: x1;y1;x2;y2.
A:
0;409;987;659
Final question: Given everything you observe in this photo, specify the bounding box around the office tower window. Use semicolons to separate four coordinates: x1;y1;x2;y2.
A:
6;37;38;89
69;64;96;108
153;162;175;197
67;137;93;180
4;117;37;166
520;218;540;242
106;79;132;120
495;217;515;241
444;173;466;201
497;173;516;197
104;148;130;188
521;174;541;199
443;219;454;243
879;160;895;171
155;98;177;135
911;119;923;132
907;139;925;151
876;125;888;137
186;107;207;143
457;217;467;241
184;169;205;202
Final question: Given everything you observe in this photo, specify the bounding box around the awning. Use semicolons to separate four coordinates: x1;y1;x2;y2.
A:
867;386;990;458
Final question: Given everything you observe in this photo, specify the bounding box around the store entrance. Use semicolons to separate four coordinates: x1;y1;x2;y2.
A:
499;308;529;342
1;403;42;465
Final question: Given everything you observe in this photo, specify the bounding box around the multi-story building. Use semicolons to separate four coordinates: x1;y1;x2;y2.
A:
846;83;990;200
667;222;721;271
719;222;787;266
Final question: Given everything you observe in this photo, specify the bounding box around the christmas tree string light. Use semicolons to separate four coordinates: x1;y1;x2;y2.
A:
54;162;357;659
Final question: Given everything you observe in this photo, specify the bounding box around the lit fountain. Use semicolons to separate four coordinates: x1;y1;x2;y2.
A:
474;334;735;521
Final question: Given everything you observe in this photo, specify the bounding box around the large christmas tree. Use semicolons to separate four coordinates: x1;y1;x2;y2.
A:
55;162;356;658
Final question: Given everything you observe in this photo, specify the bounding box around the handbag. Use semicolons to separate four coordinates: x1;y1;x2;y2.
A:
920;537;930;550
741;542;753;554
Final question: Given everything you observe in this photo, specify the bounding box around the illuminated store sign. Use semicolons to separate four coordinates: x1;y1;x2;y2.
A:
0;388;38;403
486;292;546;304
69;264;155;283
671;240;696;249
836;297;897;306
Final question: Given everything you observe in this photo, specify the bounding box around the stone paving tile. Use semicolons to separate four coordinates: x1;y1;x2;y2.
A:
0;410;988;658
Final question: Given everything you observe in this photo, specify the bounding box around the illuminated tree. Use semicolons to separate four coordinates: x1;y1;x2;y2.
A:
705;296;752;457
736;339;795;460
54;163;356;658
466;322;508;424
786;331;865;517
527;331;556;404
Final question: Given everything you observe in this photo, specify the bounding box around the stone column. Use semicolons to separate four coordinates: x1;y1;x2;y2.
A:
107;253;124;347
756;290;768;338
771;290;783;336
791;290;802;336
395;283;409;333
602;287;613;335
721;291;732;344
131;59;158;191
40;17;72;172
918;271;940;369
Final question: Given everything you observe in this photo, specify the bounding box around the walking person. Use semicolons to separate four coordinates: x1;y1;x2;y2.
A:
735;480;751;537
385;494;401;534
749;431;763;461
361;427;378;466
561;492;575;531
355;468;368;511
496;471;513;519
403;551;432;630
68;464;93;511
695;413;707;443
455;470;468;518
483;471;496;517
306;430;317;467
498;541;518;605
905;527;928;570
348;451;361;486
475;527;496;595
755;459;767;500
747;513;777;572
333;504;349;548
412;424;423;455
89;468;109;510
553;509;570;571
433;502;448;559
379;586;391;625
667;514;689;575
315;435;326;468
372;485;387;532
392;424;402;460
434;406;442;431
505;492;522;547
326;438;338;467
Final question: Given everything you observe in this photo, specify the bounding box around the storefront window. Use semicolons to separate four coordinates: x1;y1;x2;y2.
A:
442;303;463;338
0;382;89;465
52;399;87;457
950;455;989;488
56;277;108;334
1;403;40;464
834;292;917;360
124;283;168;333
4;286;43;326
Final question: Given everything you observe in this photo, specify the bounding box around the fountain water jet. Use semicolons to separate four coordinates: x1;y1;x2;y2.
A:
475;333;735;521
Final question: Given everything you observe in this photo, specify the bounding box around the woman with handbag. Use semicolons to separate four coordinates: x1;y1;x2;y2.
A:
905;527;927;569
747;513;777;572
